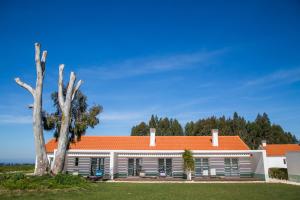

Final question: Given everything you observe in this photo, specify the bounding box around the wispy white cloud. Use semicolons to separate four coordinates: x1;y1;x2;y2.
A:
101;112;144;121
101;106;160;122
80;49;227;80
245;67;300;88
0;114;32;124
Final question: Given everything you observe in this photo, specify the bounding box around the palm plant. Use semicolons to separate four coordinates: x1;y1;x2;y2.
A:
182;149;194;181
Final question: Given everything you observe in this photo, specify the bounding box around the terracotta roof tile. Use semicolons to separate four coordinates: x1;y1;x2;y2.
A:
46;135;249;152
263;144;300;157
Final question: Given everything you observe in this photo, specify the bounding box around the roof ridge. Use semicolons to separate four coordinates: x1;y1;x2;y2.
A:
60;135;243;137
266;144;300;146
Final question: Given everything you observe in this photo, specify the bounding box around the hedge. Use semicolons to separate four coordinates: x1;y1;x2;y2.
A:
268;168;288;180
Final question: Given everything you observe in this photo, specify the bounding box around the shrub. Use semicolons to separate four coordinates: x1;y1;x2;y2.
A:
54;173;87;185
269;168;288;180
0;173;31;190
0;173;88;190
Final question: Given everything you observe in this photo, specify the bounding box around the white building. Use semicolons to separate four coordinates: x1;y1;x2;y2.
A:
46;129;269;181
259;140;300;170
286;151;300;183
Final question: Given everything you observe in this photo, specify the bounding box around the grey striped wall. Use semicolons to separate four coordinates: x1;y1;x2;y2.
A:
209;157;225;176
116;157;128;177
239;157;253;178
65;153;110;176
104;157;110;175
143;157;159;176
115;156;253;178
62;153;255;179
172;157;184;177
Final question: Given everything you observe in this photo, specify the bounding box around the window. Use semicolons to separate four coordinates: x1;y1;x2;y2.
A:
195;158;210;176
158;159;165;174
90;158;105;176
128;158;142;176
75;157;79;166
283;159;286;165
224;158;239;177
158;158;172;176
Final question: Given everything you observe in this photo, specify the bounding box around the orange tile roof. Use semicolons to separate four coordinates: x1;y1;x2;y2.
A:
46;136;249;153
263;144;300;157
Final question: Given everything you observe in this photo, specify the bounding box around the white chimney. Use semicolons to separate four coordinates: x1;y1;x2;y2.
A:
212;129;219;147
262;140;267;147
150;128;156;147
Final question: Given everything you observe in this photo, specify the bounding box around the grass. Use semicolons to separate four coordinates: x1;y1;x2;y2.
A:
0;182;299;200
0;164;34;173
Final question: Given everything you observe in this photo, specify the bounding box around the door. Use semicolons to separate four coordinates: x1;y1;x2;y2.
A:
202;158;209;176
231;158;239;176
128;158;142;176
195;158;210;177
166;159;172;176
158;158;172;176
158;159;165;174
135;158;142;176
90;158;105;176
224;158;239;177
90;158;97;176
195;159;202;176
128;158;135;176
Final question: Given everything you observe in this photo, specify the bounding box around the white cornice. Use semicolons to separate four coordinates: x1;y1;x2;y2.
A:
65;149;265;153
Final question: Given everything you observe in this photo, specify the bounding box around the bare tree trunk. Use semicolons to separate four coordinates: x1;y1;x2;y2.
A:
52;64;82;174
187;170;192;181
15;43;49;175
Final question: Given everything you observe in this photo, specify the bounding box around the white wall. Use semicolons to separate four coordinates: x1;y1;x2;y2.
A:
266;156;286;169
286;152;300;183
250;151;269;181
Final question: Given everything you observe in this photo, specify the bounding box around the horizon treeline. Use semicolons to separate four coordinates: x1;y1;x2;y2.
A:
131;112;298;149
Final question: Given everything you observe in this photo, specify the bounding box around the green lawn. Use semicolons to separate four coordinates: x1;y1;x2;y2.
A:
0;183;299;200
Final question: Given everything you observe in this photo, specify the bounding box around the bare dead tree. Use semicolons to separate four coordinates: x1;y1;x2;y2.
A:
15;43;49;175
51;64;82;174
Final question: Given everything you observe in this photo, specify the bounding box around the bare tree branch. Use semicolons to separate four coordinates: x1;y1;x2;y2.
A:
58;64;65;109
35;43;42;74
66;72;76;101
72;80;82;100
15;77;35;96
52;65;84;174
41;51;47;75
16;42;49;175
41;51;47;63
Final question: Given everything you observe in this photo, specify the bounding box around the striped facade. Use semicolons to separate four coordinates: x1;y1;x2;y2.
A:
63;152;111;177
45;132;268;180
56;152;259;180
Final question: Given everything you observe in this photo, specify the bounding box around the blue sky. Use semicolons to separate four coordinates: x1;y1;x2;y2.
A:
0;0;300;162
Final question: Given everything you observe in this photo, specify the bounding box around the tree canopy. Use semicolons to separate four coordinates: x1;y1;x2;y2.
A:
131;112;298;149
131;115;184;136
182;149;194;172
43;87;102;143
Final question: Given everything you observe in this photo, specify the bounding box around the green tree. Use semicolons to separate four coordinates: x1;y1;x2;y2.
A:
130;113;298;148
185;121;194;136
170;119;184;135
149;115;159;129
131;115;184;136
43;89;102;143
157;117;171;135
131;122;149;136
